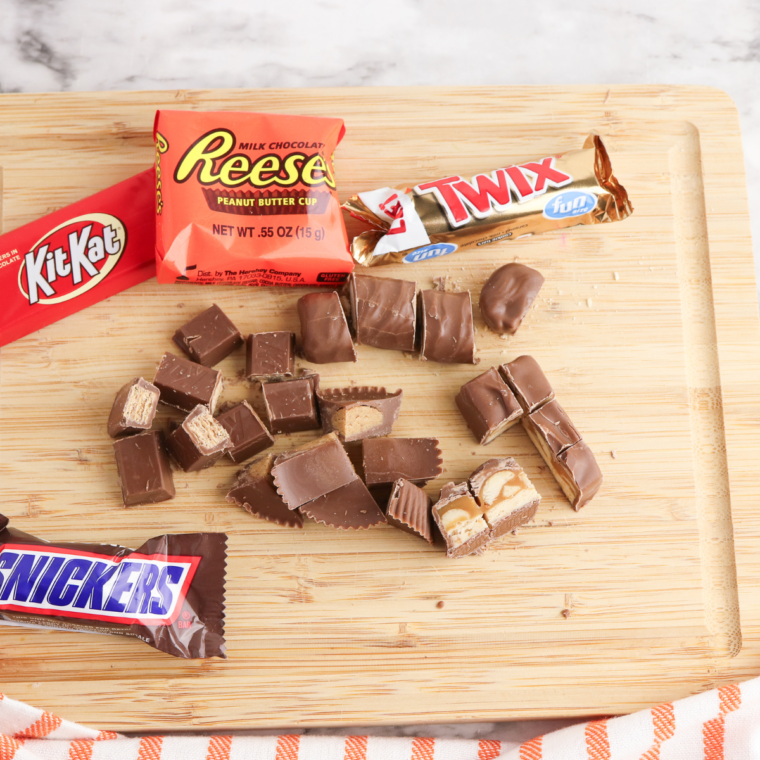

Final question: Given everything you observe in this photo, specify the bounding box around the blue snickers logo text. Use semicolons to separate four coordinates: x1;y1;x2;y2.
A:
402;243;458;264
543;190;597;220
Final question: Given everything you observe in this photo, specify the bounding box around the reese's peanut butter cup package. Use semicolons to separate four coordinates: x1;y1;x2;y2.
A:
154;110;353;287
344;135;632;266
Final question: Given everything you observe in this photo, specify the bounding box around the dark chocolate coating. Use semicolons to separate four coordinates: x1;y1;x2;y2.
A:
558;441;603;510
215;401;274;463
261;374;320;435
246;331;295;380
362;437;443;486
172;304;243;366
455;367;523;445
499;355;554;413
113;430;175;506
418;290;476;364
300;479;386;530
386;479;434;543
525;399;581;456
153;352;223;413
297;291;357;364
479;263;544;335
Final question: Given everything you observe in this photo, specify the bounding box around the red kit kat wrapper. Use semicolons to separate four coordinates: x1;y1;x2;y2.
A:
0;170;155;348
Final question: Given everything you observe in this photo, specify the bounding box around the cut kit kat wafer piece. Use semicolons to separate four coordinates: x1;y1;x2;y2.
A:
107;377;160;438
215;401;274;463
386;479;434;543
297;291;357;364
166;405;231;472
173;304;243;366
113;430;175;507
246;331;296;380
499;355;555;413
154;352;223;413
455;367;523;445
227;453;303;528
362;437;443;486
317;386;403;442
418;289;476;364
261;373;320;434
300;479;386;530
432;482;490;558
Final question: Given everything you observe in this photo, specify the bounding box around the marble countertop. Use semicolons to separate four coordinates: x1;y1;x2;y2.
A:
1;0;758;741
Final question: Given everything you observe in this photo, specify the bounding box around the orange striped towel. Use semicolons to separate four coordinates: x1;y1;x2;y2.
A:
0;679;757;760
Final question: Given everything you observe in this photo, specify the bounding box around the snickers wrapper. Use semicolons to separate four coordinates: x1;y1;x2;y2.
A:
0;515;227;659
344;135;632;266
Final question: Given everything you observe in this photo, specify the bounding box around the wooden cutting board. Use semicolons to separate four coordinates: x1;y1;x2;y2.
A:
0;85;759;731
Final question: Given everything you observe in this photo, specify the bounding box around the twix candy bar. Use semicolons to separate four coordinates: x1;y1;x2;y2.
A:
343;135;632;267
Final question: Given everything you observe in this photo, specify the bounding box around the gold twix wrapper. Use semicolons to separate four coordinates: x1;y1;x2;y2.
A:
343;135;632;267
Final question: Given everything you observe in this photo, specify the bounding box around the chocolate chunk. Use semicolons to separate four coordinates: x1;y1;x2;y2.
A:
346;273;416;352
317;386;403;442
418;289;476;364
246;331;296;380
272;433;357;510
455;367;523;445
469;458;541;538
172;304;243;366
300;478;386;530
386;479;433;543
499;355;555;413
166;405;231;472
555;442;603;510
362;437;443;486
215;400;274;463
107;377;159;438
226;453;303;528
522;399;581;457
297;291;357;363
261;373;320;434
153;352;224;413
113;430;175;506
432;482;490;558
479;263;544;335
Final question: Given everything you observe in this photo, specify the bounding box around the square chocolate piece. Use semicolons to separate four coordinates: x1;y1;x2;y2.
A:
107;377;160;438
113;430;175;507
555;442;603;511
173;304;243;366
246;331;296;380
166;404;231;472
362;437;443;486
386;479;434;544
418;289;476;364
432;482;490;558
300;478;386;530
297;291;357;364
261;373;320;435
455;367;523;445
499;355;555;413
317;386;403;442
153;352;224;413
215;400;274;463
522;399;581;458
347;273;417;352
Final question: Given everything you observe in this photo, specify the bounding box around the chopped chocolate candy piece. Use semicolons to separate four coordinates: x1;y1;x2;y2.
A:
432;482;490;558
172;304;243;366
153;352;224;413
499;355;555;413
113;430;175;507
272;433;357;510
346;273;417;352
166;405;231;472
317;386;403;442
555;442;603;510
107;377;159;438
455;367;523;445
300;479;386;530
246;331;296;380
215;400;274;463
386;479;433;543
362;437;443;486
418;289;476;364
226;453;303;528
297;291;357;364
469;458;541;538
479;263;544;335
522;399;581;458
261;373;320;434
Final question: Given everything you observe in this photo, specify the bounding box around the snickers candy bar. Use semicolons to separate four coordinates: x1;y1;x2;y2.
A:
107;377;159;438
555;441;603;510
113;430;175;507
432;482;490;559
261;372;320;434
0;514;226;659
297;291;357;364
469;458;540;538
154;352;223;413
362;437;443;486
479;263;544;335
227;453;303;528
172;304;243;366
522;399;581;458
386;479;433;544
215;400;274;463
300;479;386;530
346;273;417;352
455;367;522;445
499;355;554;413
317;386;403;442
166;405;231;472
246;331;296;380
418;289;476;364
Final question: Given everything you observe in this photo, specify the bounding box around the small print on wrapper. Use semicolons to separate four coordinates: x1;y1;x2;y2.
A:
0;515;227;659
343;134;632;266
154;110;354;287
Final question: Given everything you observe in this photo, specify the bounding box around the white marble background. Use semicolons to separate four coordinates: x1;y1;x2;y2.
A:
1;0;758;742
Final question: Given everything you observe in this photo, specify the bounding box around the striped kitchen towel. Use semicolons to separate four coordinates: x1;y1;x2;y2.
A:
1;678;759;760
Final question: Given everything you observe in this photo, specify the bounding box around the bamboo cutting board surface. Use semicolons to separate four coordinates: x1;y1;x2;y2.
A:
0;85;759;730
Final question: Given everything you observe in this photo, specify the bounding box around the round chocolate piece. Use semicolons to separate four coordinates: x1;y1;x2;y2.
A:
479;263;544;335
